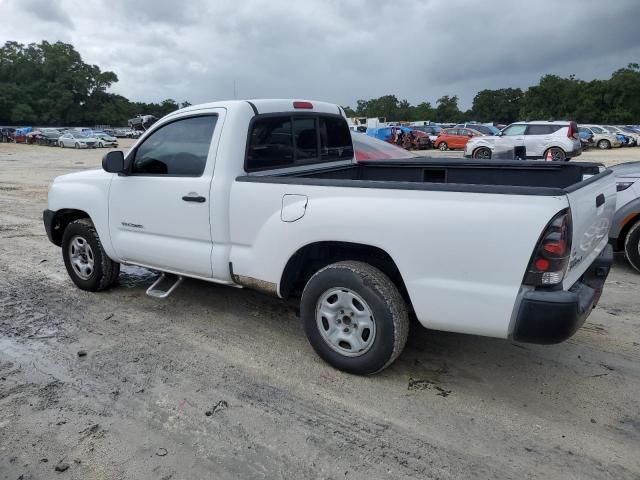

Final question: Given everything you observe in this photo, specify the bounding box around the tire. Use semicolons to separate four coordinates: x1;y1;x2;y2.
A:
544;147;566;161
98;142;104;148
61;219;119;291
438;142;448;151
59;141;64;148
75;142;80;149
624;220;640;273
473;147;492;159
597;139;611;150
300;261;409;375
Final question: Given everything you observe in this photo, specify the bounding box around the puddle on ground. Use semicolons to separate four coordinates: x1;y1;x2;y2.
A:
117;265;158;288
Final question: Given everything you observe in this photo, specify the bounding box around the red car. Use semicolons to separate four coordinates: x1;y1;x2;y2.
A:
12;130;27;143
434;128;482;151
352;132;417;161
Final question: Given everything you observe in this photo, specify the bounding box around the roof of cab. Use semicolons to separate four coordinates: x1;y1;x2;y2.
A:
173;99;343;116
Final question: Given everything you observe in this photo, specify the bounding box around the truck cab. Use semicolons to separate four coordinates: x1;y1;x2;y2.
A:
44;99;616;374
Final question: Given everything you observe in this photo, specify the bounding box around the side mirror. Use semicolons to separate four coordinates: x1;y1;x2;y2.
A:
102;150;126;173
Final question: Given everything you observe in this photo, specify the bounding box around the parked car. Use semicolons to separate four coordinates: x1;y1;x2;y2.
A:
410;125;442;143
128;114;157;131
1;127;16;142
455;123;498;136
12;128;28;143
609;161;640;272
37;129;62;146
58;132;98;149
577;128;594;149
26;130;41;144
366;126;430;150
601;126;634;147
94;133;119;148
43;99;616;374
579;125;622;150
434;128;482;151
464;121;581;161
351;132;417;161
614;126;640;146
112;128;129;138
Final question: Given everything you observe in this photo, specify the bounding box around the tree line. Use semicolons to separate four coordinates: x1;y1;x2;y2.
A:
1;40;638;127
0;41;190;126
344;64;640;124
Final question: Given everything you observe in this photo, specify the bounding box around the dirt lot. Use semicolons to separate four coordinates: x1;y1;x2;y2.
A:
1;141;639;479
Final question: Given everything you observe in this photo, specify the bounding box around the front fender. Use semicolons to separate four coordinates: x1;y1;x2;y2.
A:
610;197;640;241
47;174;117;260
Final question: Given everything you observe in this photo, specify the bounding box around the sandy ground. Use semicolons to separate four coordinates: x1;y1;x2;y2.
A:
0;141;639;479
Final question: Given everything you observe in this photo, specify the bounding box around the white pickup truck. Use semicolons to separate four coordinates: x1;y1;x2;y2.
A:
44;99;616;374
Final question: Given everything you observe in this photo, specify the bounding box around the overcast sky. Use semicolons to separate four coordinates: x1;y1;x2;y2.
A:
2;0;639;109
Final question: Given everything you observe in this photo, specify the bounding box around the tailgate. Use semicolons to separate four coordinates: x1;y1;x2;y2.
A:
563;170;617;288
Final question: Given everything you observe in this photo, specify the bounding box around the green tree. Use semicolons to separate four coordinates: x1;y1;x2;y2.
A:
471;88;523;123
433;95;462;122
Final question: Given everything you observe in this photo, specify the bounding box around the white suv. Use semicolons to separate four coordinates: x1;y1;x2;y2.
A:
464;121;582;161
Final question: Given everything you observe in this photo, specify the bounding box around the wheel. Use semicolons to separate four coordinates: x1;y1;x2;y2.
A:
59;141;64;148
597;139;611;149
98;142;104;148
61;219;119;291
75;142;80;149
438;142;448;151
544;147;566;161
300;261;409;375
473;147;492;159
624;220;640;273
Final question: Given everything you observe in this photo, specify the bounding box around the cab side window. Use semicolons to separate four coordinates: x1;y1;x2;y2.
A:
132;115;217;176
246;114;353;171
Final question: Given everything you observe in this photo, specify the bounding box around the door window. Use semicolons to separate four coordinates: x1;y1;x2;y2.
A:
131;115;217;176
502;124;527;136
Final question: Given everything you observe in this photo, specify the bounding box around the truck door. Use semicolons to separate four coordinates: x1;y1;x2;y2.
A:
108;112;222;278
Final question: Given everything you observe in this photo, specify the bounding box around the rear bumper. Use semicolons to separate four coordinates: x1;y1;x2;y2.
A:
512;244;613;344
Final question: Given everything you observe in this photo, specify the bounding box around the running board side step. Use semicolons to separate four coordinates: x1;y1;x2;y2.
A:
146;273;183;299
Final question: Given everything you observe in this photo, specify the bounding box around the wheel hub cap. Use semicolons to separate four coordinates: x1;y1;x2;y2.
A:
69;235;95;280
316;288;376;357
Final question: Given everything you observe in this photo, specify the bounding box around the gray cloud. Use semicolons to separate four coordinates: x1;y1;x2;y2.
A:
2;0;639;109
21;0;74;28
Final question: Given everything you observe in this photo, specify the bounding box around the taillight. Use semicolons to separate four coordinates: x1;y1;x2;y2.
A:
567;122;576;139
524;210;572;287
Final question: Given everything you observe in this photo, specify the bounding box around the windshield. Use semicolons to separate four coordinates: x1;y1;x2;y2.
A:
590;126;604;133
351;132;416;161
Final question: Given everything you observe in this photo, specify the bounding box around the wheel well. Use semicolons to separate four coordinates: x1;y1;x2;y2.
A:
616;213;640;251
50;209;91;246
279;241;412;310
472;146;490;155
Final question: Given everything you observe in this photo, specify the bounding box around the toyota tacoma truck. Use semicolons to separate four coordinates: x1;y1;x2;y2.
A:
44;99;616;375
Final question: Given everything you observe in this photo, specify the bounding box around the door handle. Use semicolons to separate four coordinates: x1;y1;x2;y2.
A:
182;195;206;203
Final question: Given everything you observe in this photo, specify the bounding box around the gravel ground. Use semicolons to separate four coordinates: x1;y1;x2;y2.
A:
0;141;639;479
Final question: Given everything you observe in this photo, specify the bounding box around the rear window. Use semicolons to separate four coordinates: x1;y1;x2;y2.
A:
246;114;353;171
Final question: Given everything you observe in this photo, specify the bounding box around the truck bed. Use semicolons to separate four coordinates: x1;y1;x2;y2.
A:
239;159;607;196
